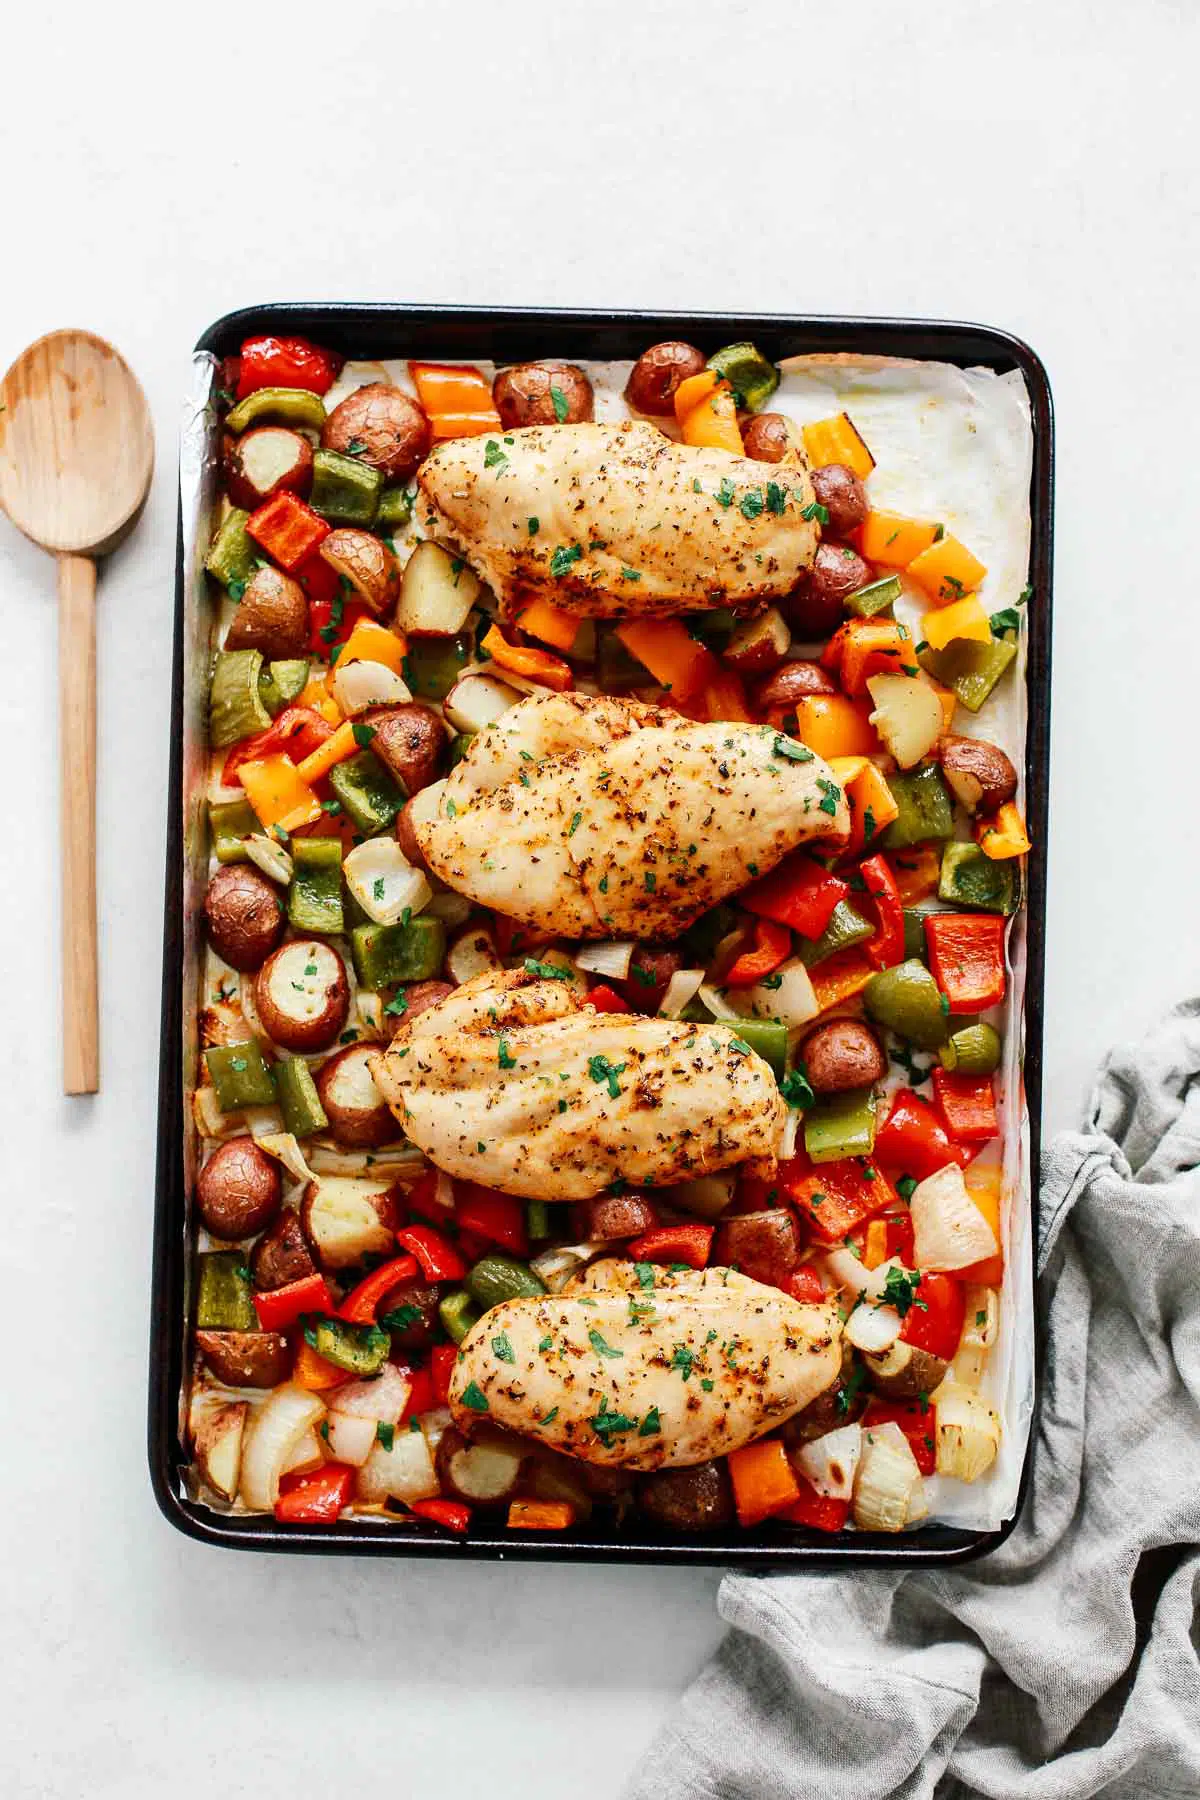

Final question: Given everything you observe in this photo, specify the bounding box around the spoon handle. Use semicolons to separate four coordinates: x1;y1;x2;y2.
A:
58;553;99;1094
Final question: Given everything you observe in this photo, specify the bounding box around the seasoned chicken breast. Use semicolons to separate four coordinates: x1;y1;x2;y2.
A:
448;1262;843;1469
408;690;850;939
372;966;787;1198
416;421;820;617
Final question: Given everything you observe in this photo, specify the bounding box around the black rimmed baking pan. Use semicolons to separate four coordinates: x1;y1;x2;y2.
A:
150;305;1053;1566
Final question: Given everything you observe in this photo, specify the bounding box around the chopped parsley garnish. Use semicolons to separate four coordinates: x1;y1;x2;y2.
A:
483;439;509;471
881;1266;925;1317
372;877;385;901
539;1408;558;1426
716;477;736;509
765;482;787;516
550;544;582;579
523;957;572;981
897;1176;918;1201
634;1262;656;1292
498;1039;517;1070
989;607;1024;636
352;721;377;748
975;1309;988;1327
816;778;842;816
375;1421;395;1451
701;1378;714;1392
800;500;830;525
527;516;539;535
620;567;642;581
378;1302;422;1332
670;1344;696;1382
550;384;570;423
590;1402;638;1444
638;1406;661;1437
644;871;656;891
587;1054;626;1098
539;1335;553;1352
491;1331;515;1364
779;1065;815;1109
835;1363;867;1417
588;1328;623;1360
567;810;583;836
739;487;764;520
773;734;814;763
940;574;967;600
460;1380;490;1412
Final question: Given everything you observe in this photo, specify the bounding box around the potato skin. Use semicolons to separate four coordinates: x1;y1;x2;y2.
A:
788;542;872;638
315;1043;394;1148
753;659;837;710
320;529;401;616
300;1181;398;1271
195;1329;291;1388
363;703;445;796
397;979;456;1020
800;1019;887;1094
782;1342;865;1447
223;565;310;659
639;1459;734;1532
570;1192;659;1241
254;941;350;1053
625;341;707;416
377;1274;441;1348
810;463;868;537
493;361;593;429
863;1344;949;1400
395;796;429;869
740;412;800;463
321;383;431;482
196;1137;282;1239
250;1209;316;1291
937;734;1018;815
224;427;313;511
203;865;285;973
713;1209;800;1286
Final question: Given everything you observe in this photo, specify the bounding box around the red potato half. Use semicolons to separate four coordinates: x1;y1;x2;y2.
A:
249;1209;316;1291
315;1043;395;1148
300;1176;398;1270
254;940;350;1052
712;1209;801;1286
196;1136;282;1240
722;607;791;678
195;1329;291;1389
224;427;314;510
191;1400;248;1501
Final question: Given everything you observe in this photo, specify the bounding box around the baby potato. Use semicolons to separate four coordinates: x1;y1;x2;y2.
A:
224;427;314;511
223;565;310;660
753;659;837;711
639;1459;734;1532
254;940;350;1052
196;1137;282;1240
364;703;445;796
938;734;1018;814
300;1176;398;1270
741;412;803;464
321;383;431;482
493;361;594;429
315;1042;395;1148
713;1209;800;1286
800;1019;887;1094
250;1209;317;1292
789;542;872;638
195;1328;291;1389
320;528;401;616
809;463;868;538
625;341;707;416
203;865;286;972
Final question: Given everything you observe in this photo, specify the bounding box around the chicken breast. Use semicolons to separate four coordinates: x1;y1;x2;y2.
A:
372;966;787;1198
408;690;850;939
416;421;820;617
448;1262;843;1469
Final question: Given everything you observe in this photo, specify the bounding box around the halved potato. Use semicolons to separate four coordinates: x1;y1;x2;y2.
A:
722;607;790;677
300;1175;398;1269
196;1329;291;1389
314;1043;396;1148
254;940;349;1052
435;1427;526;1506
867;673;944;768
225;427;313;511
192;1400;248;1501
320;529;401;615
397;541;480;636
443;673;521;733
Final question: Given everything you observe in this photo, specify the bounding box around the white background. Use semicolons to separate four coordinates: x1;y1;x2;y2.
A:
2;2;1196;1793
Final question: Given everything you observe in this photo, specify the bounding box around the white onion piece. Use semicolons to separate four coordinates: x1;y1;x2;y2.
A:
795;1423;862;1500
332;658;413;716
418;1406;454;1455
659;968;704;1018
444;673;521;732
911;1164;999;1271
845;1301;903;1353
306;1142;426;1178
239;1384;326;1510
743;959;819;1028
256;1132;317;1187
853;1420;922;1532
321;360;391;413
447;925;502;985
576;940;634;980
343;837;431;926
281;1429;325;1478
244;833;294;885
325;1413;379;1468
530;1240;602;1293
779;1106;802;1160
355;1424;440;1505
820;1249;909;1304
426;890;473;929
331;1364;411;1424
356;989;386;1038
697;982;745;1021
193;1084;242;1140
242;1104;286;1140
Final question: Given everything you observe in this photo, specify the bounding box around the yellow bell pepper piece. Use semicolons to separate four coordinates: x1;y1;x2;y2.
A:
793;694;879;760
294;719;361;786
337;619;408;677
921;594;992;652
827;756;870;788
858;510;939;566
237;754;322;832
514;597;579;654
976;802;1032;860
891;844;941;904
299;671;343;725
616;618;715;702
675;373;743;454
960;1168;1005;1286
800;413;875;479
907;533;988;605
809;949;875;1014
862;1218;889;1271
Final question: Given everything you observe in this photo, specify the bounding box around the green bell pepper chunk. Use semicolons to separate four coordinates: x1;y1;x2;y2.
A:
804;1087;877;1163
288;836;344;934
196;1252;255;1330
376;486;414;530
466;1253;546;1310
902;908;929;962
845;575;902;619
438;1290;481;1345
799;899;875;968
204;1041;277;1110
329;750;404;834
939;842;1018;916
447;732;473;769
209;797;258;863
596;628;651;694
351;916;446;988
303;1316;390;1375
204;508;258;594
863;959;949;1050
729;1018;789;1077
940;1022;1002;1076
310;448;383;525
223;386;328;434
209;648;274;748
258;658;310;717
404;635;473;702
273;1055;329;1137
526;1200;553;1242
881;765;955;850
706;341;779;411
918;637;1017;713
685;607;736;651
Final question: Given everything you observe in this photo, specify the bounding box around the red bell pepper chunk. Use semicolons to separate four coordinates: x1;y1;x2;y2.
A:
932;1068;999;1144
899;1271;966;1362
741;853;849;938
455;1183;528;1257
491;913;553;957
220;705;334;785
430;1343;459;1405
724;918;793;987
399;1365;437;1421
924;913;1007;1014
273;1462;354;1524
247;491;331;573
587;983;632;1014
338;1254;421;1325
783;1265;826;1303
395;1224;467;1283
409;1497;472;1534
309;592;372;657
403;1168;457;1226
863;1397;937;1476
626;1223;714;1269
778;1477;851;1533
847;1204;915;1266
777;1156;897;1244
253;1271;334;1332
859;854;905;970
294;545;343;611
236;334;342;400
874;1088;974;1182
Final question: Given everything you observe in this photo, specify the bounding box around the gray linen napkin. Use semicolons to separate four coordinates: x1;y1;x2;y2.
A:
630;1003;1200;1799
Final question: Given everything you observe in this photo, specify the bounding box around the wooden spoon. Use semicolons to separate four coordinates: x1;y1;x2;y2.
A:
0;329;154;1093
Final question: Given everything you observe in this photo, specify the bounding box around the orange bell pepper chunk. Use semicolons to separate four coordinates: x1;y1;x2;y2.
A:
890;844;941;904
862;1217;889;1271
514;597;579;654
480;625;573;692
673;368;720;422
921;595;991;651
337;618;408;676
976;802;1032;860
844;760;900;856
958;1167;1005;1286
236;754;323;832
906;533;988;605
702;665;753;722
809;948;875;1013
298;670;343;725
858;510;940;566
408;362;500;437
506;1499;576;1531
838;620;917;695
728;1438;801;1527
676;373;743;454
794;693;879;760
294;718;362;785
292;1336;351;1393
801;413;875;479
616;618;715;702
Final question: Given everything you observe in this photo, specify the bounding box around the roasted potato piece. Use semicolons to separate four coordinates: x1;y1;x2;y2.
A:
570;1192;659;1241
377;1274;441;1349
315;1043;394;1148
363;703;445;796
722;607;790;678
196;1136;282;1239
192;1400;247;1501
753;659;837;710
195;1329;291;1388
320;528;401;616
394;978;455;1021
254;940;349;1052
614;944;681;1013
625;341;706;416
396;540;480;637
789;542;872;638
800;1019;887;1094
639;1459;734;1532
493;361;594;429
862;1340;949;1400
713;1209;800;1286
782;1342;865;1446
740;412;803;464
223;564;310;660
435;1426;526;1506
320;383;431;482
250;1209;316;1291
938;734;1019;814
395;796;429;869
300;1176;398;1270
809;463;868;537
224;427;314;511
203;865;285;973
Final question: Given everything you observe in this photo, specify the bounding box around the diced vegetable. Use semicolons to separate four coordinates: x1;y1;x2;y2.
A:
466;1253;546;1309
706;341;778;411
779;1157;894;1243
924;912;1007;1014
742;855;848;938
625;1223;713;1268
932;1069;999;1143
852;1419;924;1531
205;509;258;593
728;1438;801;1527
910;1164;999;1271
874;1088;972;1180
446;925;502;984
409;362;500;439
351;915;446;987
209;797;258;863
976;802;1031;860
237;754;322;832
253;1271;335;1332
845;575;902;619
398;540;481;636
196;1251;256;1330
337;618;408;677
246;491;330;572
866;674;944;768
934;1383;1001;1481
438;1289;481;1344
740;961;819;1034
939;842;1019;916
288;836;344;935
204;1040;277;1111
226;386;329;434
800;414;874;479
309;448;383;524
356;1422;441;1505
921;594;991;651
443;673;522;732
793;694;878;760
906;534;987;605
303;1316;390;1376
728;1018;789;1077
258;658;311;718
857;512;938;566
330;658;413;717
804;1087;877;1163
799;899;874;968
917;637;1017;712
880;765;954;850
209;649;274;748
343;837;431;926
863;958;949;1049
328;748;405;834
675;373;743;453
616;618;713;701
481;626;573;693
939;1022;1002;1076
273;1056;329;1138
239;1383;327;1511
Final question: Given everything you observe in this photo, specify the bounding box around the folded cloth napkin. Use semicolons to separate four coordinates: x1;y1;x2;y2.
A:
630;1003;1200;1799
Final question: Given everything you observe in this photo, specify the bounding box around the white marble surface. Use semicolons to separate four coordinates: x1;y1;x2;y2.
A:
3;1;1197;1792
